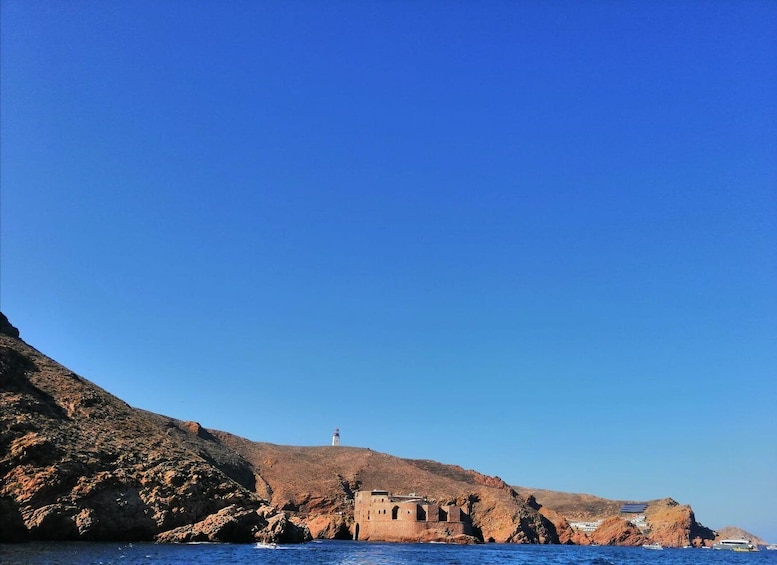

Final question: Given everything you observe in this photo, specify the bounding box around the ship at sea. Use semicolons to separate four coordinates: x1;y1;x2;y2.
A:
712;538;756;551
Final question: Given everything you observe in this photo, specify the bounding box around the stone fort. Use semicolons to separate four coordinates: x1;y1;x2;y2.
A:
353;490;472;542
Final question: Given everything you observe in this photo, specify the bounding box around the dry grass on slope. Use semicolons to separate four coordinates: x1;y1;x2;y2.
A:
207;434;498;512
514;487;622;520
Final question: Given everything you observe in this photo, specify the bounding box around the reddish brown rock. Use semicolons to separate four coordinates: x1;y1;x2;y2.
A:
306;514;352;540
589;516;648;546
0;317;307;543
639;498;712;547
521;489;718;548
155;505;308;543
255;511;310;544
539;506;591;545
467;488;556;543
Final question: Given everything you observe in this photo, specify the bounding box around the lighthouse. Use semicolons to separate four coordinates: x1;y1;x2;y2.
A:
331;427;340;446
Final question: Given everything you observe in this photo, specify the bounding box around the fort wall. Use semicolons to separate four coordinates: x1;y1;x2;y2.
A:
353;490;471;542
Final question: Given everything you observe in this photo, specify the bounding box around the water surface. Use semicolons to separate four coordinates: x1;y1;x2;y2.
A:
2;540;776;565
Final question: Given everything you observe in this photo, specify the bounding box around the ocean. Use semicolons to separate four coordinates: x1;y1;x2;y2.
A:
1;540;775;565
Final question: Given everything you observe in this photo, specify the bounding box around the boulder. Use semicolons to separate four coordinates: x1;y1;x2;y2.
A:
306;514;352;539
157;505;264;543
589;516;647;546
255;511;310;544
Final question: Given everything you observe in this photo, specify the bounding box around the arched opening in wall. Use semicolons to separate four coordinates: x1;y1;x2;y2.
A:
391;506;399;520
354;523;360;541
439;507;448;522
416;505;427;521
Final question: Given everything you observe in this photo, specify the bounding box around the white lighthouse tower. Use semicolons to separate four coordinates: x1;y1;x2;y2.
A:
331;427;340;446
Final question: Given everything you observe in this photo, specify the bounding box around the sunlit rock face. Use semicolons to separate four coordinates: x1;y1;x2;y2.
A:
0;313;307;543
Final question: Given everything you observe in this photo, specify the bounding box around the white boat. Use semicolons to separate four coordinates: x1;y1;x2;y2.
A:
712;538;756;551
642;542;663;550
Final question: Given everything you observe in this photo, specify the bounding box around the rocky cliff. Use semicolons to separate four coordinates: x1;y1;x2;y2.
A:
0;313;723;546
0;313;308;543
527;492;715;547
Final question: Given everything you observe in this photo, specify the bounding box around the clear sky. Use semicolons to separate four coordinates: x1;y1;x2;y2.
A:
2;0;775;543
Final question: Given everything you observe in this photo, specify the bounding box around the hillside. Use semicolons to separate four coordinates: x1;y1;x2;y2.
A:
0;313;721;545
210;431;556;542
514;487;622;520
0;313;307;543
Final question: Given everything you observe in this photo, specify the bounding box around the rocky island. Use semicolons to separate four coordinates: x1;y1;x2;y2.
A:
0;313;753;546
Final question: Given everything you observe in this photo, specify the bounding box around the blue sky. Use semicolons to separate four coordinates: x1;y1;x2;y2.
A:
2;0;775;542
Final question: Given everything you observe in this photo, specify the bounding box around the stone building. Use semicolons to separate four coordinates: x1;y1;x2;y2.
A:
353;490;472;542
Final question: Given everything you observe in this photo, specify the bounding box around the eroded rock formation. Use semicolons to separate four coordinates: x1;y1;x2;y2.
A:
527;494;717;547
588;516;648;546
0;314;308;543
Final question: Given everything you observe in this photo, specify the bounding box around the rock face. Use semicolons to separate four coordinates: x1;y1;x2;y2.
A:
0;316;309;543
526;493;716;547
589;516;648;546
642;498;715;547
305;514;352;540
538;506;589;545
155;505;308;544
0;313;723;546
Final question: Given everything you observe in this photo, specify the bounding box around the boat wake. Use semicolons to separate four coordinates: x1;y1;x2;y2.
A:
254;542;298;550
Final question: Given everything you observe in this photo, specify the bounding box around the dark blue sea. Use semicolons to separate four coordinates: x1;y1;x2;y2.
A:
2;540;776;565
